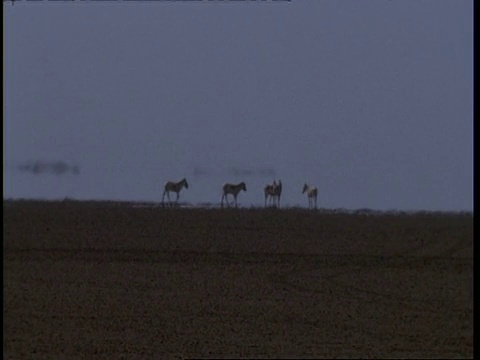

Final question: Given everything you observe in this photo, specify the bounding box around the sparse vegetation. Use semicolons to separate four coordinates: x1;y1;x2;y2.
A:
4;200;473;358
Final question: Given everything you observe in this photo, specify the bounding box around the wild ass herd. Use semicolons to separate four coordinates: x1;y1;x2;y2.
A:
162;178;318;209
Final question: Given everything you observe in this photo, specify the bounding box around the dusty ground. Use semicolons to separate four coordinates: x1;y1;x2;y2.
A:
4;200;473;359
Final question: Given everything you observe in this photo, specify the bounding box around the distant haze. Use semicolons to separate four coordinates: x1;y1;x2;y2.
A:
3;0;473;211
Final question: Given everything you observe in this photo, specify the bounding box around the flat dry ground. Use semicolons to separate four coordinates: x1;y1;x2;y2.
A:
4;201;473;359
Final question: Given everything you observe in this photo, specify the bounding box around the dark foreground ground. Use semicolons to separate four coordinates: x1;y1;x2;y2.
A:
4;201;473;359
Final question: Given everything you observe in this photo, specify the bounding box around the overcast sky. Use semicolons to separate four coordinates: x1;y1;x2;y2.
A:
3;0;473;211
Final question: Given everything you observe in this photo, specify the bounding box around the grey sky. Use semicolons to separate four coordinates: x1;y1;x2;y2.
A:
3;0;473;211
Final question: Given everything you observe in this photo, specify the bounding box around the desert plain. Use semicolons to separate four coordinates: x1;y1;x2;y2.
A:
4;200;473;359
